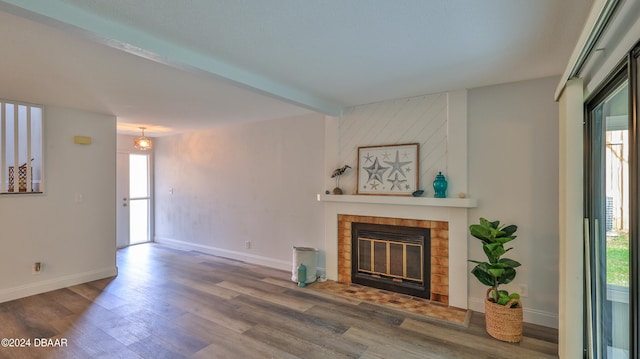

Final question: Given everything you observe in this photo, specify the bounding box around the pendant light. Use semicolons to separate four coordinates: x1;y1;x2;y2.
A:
133;127;152;150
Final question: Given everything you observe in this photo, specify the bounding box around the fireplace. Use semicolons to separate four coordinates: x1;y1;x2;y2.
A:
337;214;449;305
351;222;430;298
319;194;475;309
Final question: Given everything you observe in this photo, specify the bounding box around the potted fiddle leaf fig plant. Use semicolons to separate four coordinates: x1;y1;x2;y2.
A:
469;217;523;342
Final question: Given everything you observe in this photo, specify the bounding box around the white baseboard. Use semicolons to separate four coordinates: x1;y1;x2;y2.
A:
469;296;558;329
0;266;118;304
155;236;301;273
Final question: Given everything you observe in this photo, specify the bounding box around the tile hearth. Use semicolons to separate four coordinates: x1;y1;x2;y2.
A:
309;280;470;327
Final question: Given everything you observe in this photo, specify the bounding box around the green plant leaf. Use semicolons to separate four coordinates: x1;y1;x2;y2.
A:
497;296;510;305
471;265;496;287
498;267;517;285
485;218;500;229
501;224;518;237
490;262;508;269
488;268;505;278
494;236;514;245
483;243;506;261
499;258;521;268
470;224;493;243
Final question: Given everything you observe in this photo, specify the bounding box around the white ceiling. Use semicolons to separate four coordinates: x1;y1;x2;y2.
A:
0;0;593;136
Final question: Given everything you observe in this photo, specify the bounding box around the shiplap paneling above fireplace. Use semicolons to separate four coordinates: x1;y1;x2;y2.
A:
338;93;448;195
329;90;467;198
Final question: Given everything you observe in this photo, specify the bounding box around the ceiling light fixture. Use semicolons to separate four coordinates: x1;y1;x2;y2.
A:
133;127;152;150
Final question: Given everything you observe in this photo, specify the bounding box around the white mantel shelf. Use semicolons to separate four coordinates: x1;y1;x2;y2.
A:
316;194;477;208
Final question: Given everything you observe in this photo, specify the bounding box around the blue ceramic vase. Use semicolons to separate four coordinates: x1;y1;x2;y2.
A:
433;172;447;198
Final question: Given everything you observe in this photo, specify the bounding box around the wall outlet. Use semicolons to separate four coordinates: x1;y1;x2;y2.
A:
517;283;528;297
244;241;251;249
33;262;42;274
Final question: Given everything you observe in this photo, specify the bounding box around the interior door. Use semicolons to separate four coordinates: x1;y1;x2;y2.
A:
116;152;130;248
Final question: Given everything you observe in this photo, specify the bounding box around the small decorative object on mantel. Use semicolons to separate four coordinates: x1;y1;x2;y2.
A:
412;190;424;197
468;218;523;342
331;165;351;195
433;172;448;198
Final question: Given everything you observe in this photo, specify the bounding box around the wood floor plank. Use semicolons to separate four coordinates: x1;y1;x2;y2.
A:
234;294;351;335
342;326;479;358
0;243;559;358
401;317;556;359
67;283;129;310
41;288;94;315
232;295;367;357
302;295;407;328
173;312;300;359
158;287;256;334
193;341;299;359
216;280;316;311
243;324;356;359
170;275;241;300
359;344;448;359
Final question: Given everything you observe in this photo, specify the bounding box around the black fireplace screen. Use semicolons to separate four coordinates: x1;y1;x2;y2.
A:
351;222;430;298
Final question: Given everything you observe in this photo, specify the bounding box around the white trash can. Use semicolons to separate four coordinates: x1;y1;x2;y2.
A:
291;246;318;284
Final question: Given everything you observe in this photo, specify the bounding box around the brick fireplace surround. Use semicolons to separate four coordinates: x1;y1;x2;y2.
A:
338;215;450;304
319;194;476;310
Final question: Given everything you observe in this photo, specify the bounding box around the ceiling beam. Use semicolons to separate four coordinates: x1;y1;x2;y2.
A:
0;0;342;116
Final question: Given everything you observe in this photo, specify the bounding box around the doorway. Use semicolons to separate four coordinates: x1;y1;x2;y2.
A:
117;152;152;247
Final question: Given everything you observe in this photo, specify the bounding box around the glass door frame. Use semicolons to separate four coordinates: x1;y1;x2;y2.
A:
584;42;639;358
628;44;639;359
129;153;152;245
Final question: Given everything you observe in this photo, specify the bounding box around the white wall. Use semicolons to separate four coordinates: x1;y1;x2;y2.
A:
154;113;326;271
468;76;560;327
0;106;117;303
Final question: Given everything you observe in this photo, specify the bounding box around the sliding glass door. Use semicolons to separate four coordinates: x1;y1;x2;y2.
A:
585;48;639;358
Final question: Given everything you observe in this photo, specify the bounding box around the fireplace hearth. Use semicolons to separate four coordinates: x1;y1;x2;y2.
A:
337;214;450;305
351;222;430;298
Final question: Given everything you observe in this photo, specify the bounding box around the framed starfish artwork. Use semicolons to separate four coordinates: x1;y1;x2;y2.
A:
356;143;419;195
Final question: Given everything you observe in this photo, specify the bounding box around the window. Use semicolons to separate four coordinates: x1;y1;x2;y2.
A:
0;100;43;193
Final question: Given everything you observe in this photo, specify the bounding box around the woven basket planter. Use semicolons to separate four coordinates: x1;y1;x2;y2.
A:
484;288;523;342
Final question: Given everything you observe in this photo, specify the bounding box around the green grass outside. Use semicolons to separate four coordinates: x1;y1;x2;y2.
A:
606;234;629;287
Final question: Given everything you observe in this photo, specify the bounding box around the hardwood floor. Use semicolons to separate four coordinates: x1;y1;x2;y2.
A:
0;244;558;358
